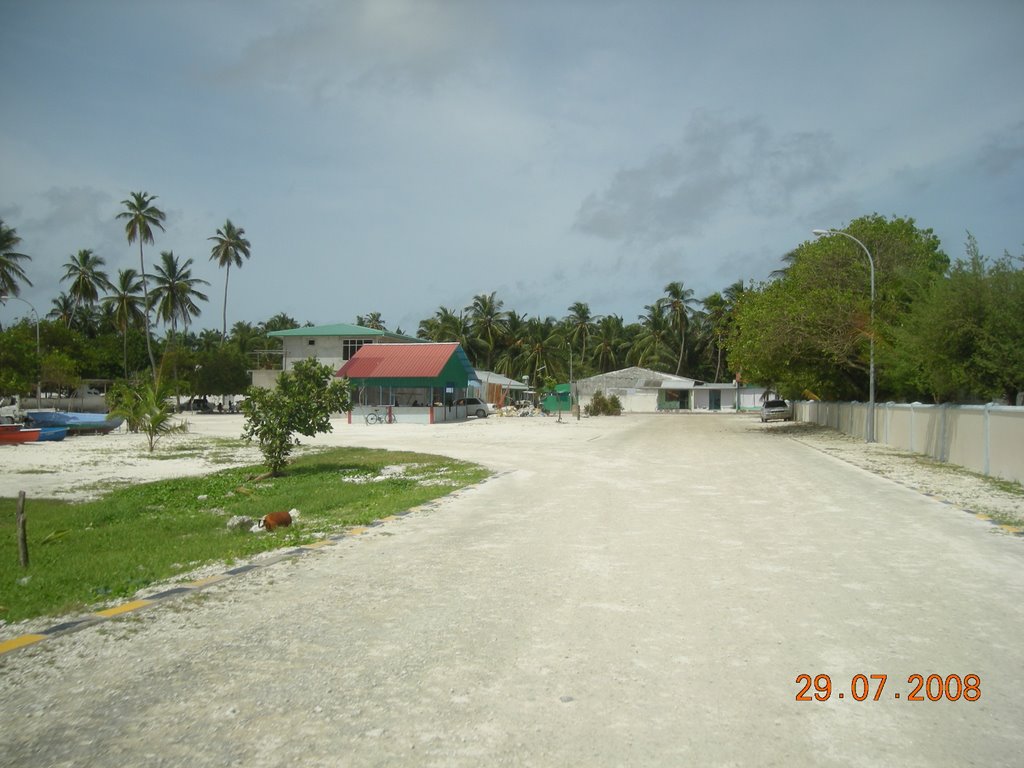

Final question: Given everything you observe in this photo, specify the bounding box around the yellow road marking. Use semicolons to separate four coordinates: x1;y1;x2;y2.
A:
0;634;47;655
94;599;153;617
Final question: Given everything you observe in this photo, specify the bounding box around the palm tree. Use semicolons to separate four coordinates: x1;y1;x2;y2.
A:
60;249;111;328
520;316;564;384
630;300;675;370
151;251;209;336
494;310;528;378
418;306;463;342
663;281;698;376
563;301;599;374
151;251;209;405
208;219;252;341
700;280;745;382
117;191;166;378
229;320;259;352
467;292;508;370
47;292;76;327
591;314;628;373
356;312;386;330
0;219;32;298
103;269;147;377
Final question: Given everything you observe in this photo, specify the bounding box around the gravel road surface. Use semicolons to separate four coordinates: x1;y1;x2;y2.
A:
2;414;1022;766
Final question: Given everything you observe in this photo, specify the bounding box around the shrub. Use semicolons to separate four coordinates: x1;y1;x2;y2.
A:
585;389;622;416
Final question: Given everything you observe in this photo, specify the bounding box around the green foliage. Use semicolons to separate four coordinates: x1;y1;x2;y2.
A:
726;215;948;400
888;235;1024;402
109;377;188;450
584;389;622;416
192;345;250;396
0;321;39;395
241;358;352;475
0;447;487;622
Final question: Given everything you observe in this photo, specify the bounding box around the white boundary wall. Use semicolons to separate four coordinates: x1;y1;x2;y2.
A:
794;401;1024;485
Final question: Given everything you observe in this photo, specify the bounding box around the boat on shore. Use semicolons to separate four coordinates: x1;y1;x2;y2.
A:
38;426;69;441
0;426;42;444
24;411;124;434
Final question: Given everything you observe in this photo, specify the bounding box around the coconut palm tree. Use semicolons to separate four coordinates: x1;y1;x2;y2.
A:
0;219;32;298
208;219;252;341
630;300;675;370
494;310;528;378
663;281;698;376
356;312;386;330
103;268;147;377
591;314;628;373
117;191;166;378
467;292;508;370
151;251;209;336
563;301;599;375
520;316;564;384
151;251;209;404
60;249;112;328
47;292;76;327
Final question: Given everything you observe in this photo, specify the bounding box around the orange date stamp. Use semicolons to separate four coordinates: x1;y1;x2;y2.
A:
795;674;981;702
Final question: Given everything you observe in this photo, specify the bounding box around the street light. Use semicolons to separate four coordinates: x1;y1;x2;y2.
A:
811;229;876;443
0;292;42;406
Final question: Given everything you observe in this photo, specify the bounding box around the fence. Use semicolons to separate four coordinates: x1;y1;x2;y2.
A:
793;401;1024;485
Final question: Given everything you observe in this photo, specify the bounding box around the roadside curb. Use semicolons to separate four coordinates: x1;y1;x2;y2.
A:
790;437;1024;538
0;509;430;658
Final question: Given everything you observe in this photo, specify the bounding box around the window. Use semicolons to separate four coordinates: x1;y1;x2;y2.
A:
342;339;367;360
308;339;316;346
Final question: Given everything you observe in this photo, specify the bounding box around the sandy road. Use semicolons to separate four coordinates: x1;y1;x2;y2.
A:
2;414;1023;766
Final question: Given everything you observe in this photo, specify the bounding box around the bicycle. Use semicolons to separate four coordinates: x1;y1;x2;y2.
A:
364;407;397;425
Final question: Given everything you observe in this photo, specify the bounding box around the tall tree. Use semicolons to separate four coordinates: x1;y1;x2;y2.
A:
208;219;252;341
60;249;111;328
47;292;76;327
630;301;675;371
727;214;948;399
356;312;386;330
591;314;628;373
563;301;598;375
102;268;147;377
117;191;166;378
0;219;32;298
663;281;698;376
151;251;209;337
467;292;508;370
151;251;209;406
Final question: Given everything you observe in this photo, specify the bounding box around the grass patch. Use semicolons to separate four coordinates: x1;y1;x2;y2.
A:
0;447;488;623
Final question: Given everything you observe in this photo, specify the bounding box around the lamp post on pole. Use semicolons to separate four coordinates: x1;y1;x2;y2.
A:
811;229;876;443
0;292;42;406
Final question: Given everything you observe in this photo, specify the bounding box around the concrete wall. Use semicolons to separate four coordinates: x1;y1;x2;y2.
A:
794;401;1024;485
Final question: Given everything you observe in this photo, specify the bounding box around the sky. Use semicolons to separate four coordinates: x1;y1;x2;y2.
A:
2;0;1023;336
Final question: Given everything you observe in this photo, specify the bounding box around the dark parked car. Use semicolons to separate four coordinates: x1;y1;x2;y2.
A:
760;399;793;422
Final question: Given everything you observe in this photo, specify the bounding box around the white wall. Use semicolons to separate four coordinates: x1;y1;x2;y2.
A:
794;401;1024;485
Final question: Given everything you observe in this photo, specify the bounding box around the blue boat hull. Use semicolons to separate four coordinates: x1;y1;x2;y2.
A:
25;411;124;434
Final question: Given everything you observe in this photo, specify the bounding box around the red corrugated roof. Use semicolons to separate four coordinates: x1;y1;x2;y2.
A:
336;343;460;379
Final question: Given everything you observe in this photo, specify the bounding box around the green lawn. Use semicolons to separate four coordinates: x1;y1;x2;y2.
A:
0;447;488;622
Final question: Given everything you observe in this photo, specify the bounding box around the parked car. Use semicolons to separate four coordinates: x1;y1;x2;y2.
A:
455;397;493;418
761;399;793;422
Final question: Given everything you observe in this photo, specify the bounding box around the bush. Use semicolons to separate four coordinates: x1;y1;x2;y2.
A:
585;389;622;416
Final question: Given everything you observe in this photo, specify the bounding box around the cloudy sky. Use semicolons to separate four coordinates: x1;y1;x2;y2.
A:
2;0;1022;335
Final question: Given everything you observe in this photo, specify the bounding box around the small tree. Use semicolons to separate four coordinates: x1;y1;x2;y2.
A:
110;377;187;451
241;358;351;476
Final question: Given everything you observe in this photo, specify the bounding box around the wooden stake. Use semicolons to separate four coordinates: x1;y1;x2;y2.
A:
16;490;29;569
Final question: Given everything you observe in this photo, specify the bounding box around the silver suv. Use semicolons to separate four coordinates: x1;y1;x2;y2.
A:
760;399;793;422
